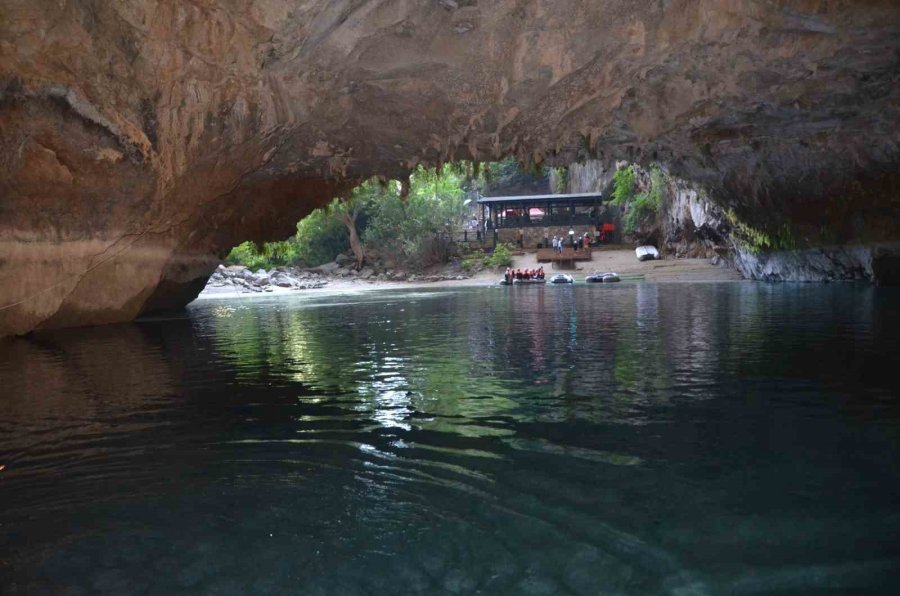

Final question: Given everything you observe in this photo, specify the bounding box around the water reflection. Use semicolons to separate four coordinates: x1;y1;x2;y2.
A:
1;284;899;594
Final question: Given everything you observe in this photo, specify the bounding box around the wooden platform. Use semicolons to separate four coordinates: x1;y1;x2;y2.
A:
535;247;593;270
537;247;592;262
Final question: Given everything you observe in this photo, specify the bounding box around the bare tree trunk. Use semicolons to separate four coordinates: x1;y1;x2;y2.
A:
337;210;364;270
399;176;410;202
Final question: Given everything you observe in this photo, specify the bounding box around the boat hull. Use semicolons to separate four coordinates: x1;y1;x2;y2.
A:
513;279;546;285
635;246;659;261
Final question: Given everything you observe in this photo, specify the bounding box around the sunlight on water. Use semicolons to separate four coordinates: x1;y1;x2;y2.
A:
1;284;899;594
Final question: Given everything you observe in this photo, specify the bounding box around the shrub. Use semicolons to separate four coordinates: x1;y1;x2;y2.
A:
484;243;514;268
551;166;568;194
293;206;354;266
724;209;797;253
610;165;636;206
612;164;664;235
460;249;485;272
224;241;294;270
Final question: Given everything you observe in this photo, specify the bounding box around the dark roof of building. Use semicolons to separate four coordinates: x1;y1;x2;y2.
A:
477;192;603;204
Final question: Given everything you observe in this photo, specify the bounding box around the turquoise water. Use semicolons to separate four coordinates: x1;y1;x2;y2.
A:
1;283;899;594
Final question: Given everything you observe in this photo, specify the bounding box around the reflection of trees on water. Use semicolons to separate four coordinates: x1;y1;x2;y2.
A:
204;284;887;434
204;289;719;432
190;283;899;473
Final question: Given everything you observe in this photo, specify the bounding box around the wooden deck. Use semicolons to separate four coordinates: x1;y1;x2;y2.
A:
536;247;592;269
537;247;592;262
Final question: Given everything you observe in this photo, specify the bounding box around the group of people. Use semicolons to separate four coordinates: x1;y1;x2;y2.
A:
549;231;593;253
504;266;545;283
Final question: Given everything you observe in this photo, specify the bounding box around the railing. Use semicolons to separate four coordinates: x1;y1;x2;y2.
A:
494;215;600;228
452;227;489;243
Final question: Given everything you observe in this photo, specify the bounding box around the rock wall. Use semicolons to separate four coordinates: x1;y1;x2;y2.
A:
560;159;900;285
733;244;900;284
560;159;728;257
564;161;616;195
2;1;900;334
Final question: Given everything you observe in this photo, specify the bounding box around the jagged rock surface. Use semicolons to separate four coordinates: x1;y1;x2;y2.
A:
2;1;899;334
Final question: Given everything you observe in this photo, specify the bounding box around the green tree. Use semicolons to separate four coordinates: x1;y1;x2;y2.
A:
293;207;349;266
227;162;476;271
363;165;467;268
327;181;384;270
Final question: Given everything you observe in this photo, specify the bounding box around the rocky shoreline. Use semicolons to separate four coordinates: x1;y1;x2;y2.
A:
203;253;472;295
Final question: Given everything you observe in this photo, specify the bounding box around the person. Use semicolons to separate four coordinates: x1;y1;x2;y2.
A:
543;228;549;249
583;232;591;250
569;229;576;250
551;236;557;254
594;226;601;244
537;266;545;279
505;267;511;284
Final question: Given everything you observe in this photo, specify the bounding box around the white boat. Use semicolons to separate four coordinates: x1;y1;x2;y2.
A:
635;246;659;261
550;273;574;284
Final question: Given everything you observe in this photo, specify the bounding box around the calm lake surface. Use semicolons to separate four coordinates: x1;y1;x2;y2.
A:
2;283;899;595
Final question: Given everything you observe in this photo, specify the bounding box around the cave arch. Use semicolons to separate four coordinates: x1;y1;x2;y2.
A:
2;0;899;334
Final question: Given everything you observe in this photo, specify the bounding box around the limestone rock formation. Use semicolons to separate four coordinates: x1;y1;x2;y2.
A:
2;1;899;334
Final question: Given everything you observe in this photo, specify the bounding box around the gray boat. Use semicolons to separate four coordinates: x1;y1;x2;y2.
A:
550;273;574;284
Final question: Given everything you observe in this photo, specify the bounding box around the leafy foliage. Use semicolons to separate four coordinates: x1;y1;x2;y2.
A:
724;209;797;253
363;165;467;269
460;248;485;272
293;206;352;266
225;240;300;270
459;243;513;271
611;164;664;235
483;158;551;195
550;166;568;194
484;243;514;268
225;162;486;271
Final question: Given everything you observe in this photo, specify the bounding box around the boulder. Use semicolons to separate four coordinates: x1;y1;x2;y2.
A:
317;262;340;275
